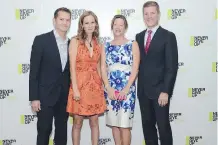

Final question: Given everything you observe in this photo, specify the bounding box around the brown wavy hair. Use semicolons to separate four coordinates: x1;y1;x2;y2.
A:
76;10;100;42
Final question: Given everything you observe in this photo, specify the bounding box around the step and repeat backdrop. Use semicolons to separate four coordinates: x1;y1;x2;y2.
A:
0;0;217;145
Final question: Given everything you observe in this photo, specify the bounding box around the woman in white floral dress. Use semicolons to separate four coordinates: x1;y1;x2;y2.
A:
101;14;140;145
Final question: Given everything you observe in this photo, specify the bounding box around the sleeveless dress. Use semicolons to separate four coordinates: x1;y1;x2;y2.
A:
66;39;106;116
104;40;136;128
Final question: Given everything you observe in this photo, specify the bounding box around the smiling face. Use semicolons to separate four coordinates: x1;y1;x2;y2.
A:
77;11;100;40
53;11;71;33
82;15;96;35
143;5;160;28
111;15;128;37
112;18;126;37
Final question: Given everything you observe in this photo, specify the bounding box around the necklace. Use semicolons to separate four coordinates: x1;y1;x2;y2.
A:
86;39;93;58
86;39;92;47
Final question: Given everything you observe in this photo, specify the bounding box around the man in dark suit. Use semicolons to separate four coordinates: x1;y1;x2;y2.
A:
135;1;178;145
29;7;71;145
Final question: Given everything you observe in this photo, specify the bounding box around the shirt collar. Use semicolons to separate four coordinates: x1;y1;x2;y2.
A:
147;25;159;34
53;29;68;43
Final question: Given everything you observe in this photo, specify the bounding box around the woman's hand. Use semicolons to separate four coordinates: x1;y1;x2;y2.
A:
107;86;117;100
117;87;130;100
73;89;80;101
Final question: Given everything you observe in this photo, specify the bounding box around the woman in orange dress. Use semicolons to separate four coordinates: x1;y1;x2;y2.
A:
66;11;106;145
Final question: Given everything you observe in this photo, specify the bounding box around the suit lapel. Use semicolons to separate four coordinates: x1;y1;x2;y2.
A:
64;39;70;71
67;39;70;62
50;31;62;72
139;30;146;57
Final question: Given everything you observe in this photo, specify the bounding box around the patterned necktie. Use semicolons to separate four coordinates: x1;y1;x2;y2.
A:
145;30;152;54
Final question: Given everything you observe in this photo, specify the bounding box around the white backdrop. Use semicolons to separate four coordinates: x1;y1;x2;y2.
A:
0;0;217;145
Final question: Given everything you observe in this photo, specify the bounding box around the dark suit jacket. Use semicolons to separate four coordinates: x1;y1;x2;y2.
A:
29;31;70;106
135;26;178;99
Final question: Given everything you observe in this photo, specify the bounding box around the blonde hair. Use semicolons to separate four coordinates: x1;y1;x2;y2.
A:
111;14;128;30
143;1;160;14
76;10;99;42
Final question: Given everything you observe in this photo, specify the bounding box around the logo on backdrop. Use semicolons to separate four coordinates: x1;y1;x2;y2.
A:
209;112;217;121
167;9;186;19
99;37;111;44
0;139;16;145
178;62;185;71
116;9;135;17
71;9;85;20
186;136;202;145
98;138;112;145
15;9;35;20
215;9;218;19
169;113;182;122
69;117;73;124
0;37;11;48
49;139;54;145
178;62;184;67
188;88;206;97
178;62;190;73
20;115;37;124
212;62;218;72
143;137;160;145
190;36;208;46
0;89;14;99
18;63;30;74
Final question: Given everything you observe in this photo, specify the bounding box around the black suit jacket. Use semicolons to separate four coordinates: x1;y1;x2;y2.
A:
29;31;70;106
135;26;178;99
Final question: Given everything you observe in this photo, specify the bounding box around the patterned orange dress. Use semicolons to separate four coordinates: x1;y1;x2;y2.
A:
66;38;106;116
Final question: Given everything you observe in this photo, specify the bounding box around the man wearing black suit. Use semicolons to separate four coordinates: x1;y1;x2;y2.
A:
29;7;71;145
135;1;178;145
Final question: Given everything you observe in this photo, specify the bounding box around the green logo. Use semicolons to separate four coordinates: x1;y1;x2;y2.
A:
15;9;35;20
168;9;186;19
69;117;73;124
117;9;135;17
18;64;30;74
209;112;217;121
0;139;16;145
20;115;37;124
186;136;202;145
0;37;11;47
0;89;14;100
169;113;182;122
98;138;112;145
49;139;54;145
71;9;85;20
188;88;205;97
99;37;111;44
215;9;218;19
190;36;208;46
212;62;218;72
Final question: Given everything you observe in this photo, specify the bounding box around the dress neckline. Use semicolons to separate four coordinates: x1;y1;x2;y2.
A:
109;40;132;46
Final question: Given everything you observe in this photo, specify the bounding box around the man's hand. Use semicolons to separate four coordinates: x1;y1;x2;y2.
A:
31;100;41;112
158;92;168;107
